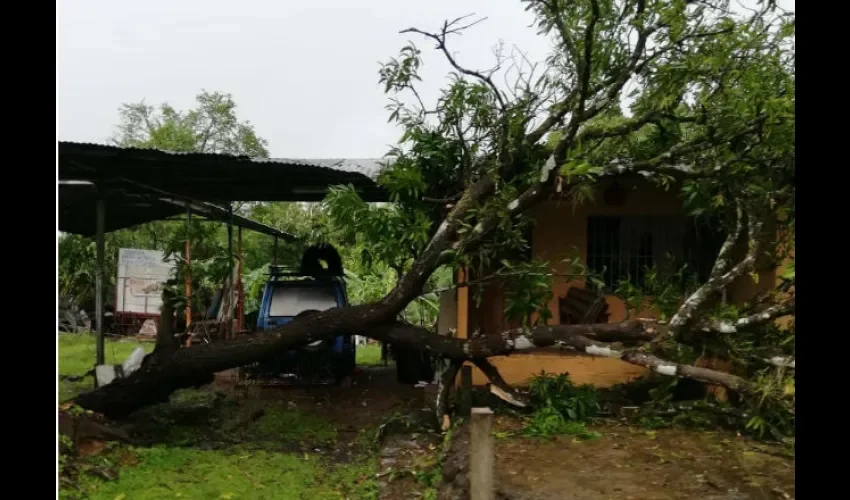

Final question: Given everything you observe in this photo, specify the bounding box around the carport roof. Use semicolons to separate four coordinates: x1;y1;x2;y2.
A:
58;141;388;236
59;141;388;203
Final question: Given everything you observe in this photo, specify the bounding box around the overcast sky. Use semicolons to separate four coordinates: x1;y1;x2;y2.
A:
57;0;552;158
57;0;793;159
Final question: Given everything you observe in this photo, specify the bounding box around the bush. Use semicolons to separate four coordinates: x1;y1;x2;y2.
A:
523;372;601;439
528;372;600;421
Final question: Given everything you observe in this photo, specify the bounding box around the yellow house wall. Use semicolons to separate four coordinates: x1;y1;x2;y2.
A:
466;178;779;387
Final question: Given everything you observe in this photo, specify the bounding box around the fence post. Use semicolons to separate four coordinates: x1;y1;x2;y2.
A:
470;407;494;500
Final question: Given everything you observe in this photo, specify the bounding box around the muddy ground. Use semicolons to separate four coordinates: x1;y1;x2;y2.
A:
322;368;794;500
490;417;794;500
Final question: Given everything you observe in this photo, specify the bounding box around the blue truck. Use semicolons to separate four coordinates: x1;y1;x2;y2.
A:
243;244;434;386
244;265;356;384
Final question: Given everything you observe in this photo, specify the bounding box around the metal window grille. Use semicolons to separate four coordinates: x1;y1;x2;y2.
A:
587;216;723;291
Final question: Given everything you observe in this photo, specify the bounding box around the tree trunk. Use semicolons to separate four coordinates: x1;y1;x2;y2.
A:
74;302;395;417
72;305;768;418
156;296;175;350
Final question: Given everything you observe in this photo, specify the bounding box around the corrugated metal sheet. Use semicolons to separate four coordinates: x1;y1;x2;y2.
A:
251;157;388;180
58;141;389;203
58;141;389;235
59;141;388;179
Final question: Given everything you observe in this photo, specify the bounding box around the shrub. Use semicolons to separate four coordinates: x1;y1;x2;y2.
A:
523;372;601;439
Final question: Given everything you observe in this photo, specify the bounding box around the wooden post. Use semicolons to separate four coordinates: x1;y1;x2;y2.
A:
237;226;244;334
470;407;494;500
273;236;278;266
95;198;106;366
458;365;473;417
227;206;234;338
185;210;192;328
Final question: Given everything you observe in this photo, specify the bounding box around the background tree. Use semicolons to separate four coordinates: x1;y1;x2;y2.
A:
112;90;269;156
72;0;794;437
60;90;447;330
60;91;269;318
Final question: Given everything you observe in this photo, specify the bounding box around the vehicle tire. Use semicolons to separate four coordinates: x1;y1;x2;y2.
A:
395;346;425;384
334;352;355;382
418;351;435;383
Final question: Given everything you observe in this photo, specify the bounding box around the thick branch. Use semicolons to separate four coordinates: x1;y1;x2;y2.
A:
621;351;752;392
436;360;462;429
577;112;663;142
700;297;795;334
382;175;497;309
576;0;601;119
472;358;529;408
75;303;396;416
368;321;648;359
387;321;760;396
527;0;653;145
668;210;764;339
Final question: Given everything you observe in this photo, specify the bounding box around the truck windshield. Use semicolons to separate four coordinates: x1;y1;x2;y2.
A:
269;284;338;317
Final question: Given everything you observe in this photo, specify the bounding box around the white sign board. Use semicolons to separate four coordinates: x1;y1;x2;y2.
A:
116;248;175;315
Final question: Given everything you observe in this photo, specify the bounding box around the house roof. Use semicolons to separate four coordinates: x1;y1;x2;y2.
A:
58;141;388;236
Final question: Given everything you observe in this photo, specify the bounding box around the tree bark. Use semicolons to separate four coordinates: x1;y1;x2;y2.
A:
473;359;529;408
74;303;396;417
436;361;461;430
156;295;175;350
621;352;752;392
73;307;776;419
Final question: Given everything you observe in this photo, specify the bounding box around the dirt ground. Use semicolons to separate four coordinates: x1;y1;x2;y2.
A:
69;365;793;499
491;416;794;500
262;367;795;500
214;365;433;434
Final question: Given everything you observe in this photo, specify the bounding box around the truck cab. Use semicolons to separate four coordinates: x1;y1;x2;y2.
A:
246;267;355;384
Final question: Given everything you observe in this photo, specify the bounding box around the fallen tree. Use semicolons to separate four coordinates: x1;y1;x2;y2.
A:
71;0;795;424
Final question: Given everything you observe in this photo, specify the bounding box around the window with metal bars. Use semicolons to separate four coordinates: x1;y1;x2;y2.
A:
586;215;724;292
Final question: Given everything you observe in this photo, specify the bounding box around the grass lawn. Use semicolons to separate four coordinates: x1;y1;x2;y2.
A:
58;334;155;402
58;334;380;500
355;343;383;367
76;447;377;500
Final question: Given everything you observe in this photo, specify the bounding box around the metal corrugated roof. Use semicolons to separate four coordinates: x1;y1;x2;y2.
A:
59;141;389;203
250;157;387;180
58;141;389;236
60;142;388;179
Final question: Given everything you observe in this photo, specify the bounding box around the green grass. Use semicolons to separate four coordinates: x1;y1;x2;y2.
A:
356;343;383;367
58;334;155;402
58;335;379;500
247;403;338;444
75;447;378;500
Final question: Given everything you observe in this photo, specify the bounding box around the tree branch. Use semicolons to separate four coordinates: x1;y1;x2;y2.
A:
621;351;752;392
401;19;507;114
700;297;795;334
436;360;461;429
472;358;529;408
668;209;764;339
577;111;662;142
381;175;497;309
367;320;649;360
764;356;795;369
375;321;753;395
